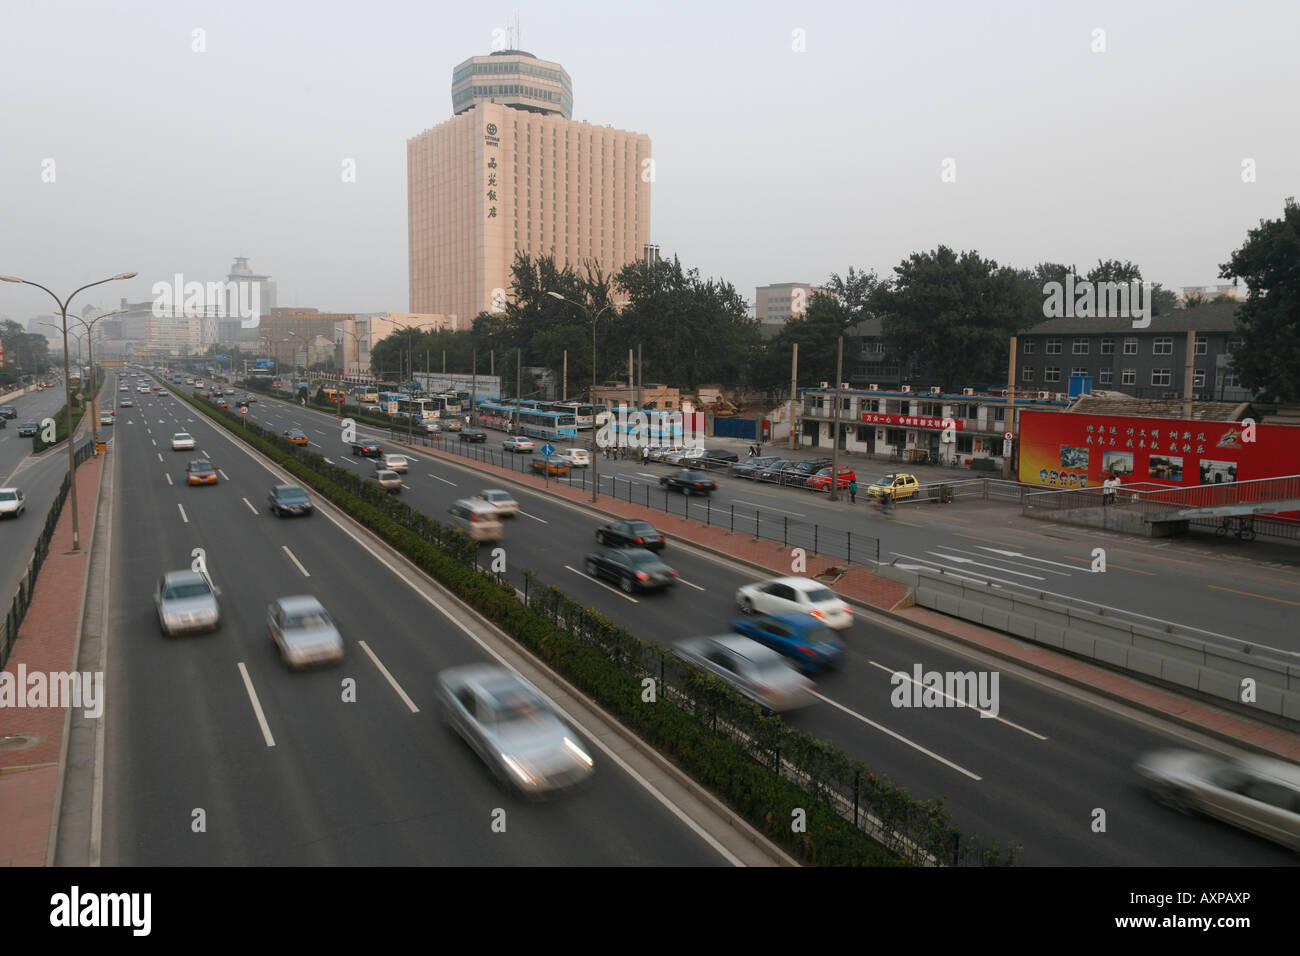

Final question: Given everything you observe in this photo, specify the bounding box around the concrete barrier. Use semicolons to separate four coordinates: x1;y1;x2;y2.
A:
877;562;1300;724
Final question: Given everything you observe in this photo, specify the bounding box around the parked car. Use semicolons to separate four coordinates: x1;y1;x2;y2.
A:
379;453;409;473
647;445;682;463
785;459;833;482
185;460;219;486
0;488;25;519
731;455;781;479
673;634;816;712
437;664;594;796
476;489;519;518
17;422;39;437
583;547;678;593
556;448;590;467
759;461;809;486
595;519;665;551
867;473;920;501
283;428;309;446
529;458;570;476
155;570;220;635
267;595;344;669
751;459;793;482
459;428;487;443
1136;750;1300;852
664;446;705;466
351;439;383;457
447;498;504;541
268;484;313;517
805;466;856;491
503;436;536;454
373;469;403;493
731;612;845;673
698;448;740;465
735;576;853;630
659;469;717;496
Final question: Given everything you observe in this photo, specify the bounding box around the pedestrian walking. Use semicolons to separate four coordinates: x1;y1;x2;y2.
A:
848;478;858;504
1102;474;1115;505
1112;473;1123;503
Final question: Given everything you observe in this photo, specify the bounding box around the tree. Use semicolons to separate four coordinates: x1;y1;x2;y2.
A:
1219;196;1300;401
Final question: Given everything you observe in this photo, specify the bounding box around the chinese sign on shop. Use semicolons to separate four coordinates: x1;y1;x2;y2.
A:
484;123;499;219
860;413;965;430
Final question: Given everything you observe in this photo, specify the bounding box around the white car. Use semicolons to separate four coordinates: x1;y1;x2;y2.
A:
557;448;590;467
666;446;705;466
378;453;409;473
0;488;25;519
503;436;535;453
735;576;854;630
172;432;195;451
476;489;520;518
137;386;150;393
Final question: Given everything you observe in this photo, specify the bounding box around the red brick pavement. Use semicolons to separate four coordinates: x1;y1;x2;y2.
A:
0;452;102;866
402;438;1300;763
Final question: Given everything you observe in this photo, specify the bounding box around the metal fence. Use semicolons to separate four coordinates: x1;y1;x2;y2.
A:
0;440;94;670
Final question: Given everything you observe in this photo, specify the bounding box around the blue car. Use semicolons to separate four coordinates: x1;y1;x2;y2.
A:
730;611;845;673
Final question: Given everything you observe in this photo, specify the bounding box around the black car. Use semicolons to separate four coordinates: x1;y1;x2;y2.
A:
783;459;834;484
0;405;16;419
17;422;39;437
731;455;781;479
660;469;718;496
459;428;487;442
758;460;806;485
596;519;666;551
699;448;740;465
268;484;313;517
351;439;383;457
583;548;678;593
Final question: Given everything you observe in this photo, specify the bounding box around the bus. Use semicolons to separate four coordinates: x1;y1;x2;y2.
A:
351;386;380;404
321;387;346;404
428;393;462;417
396;397;438;421
549;401;599;430
477;401;578;440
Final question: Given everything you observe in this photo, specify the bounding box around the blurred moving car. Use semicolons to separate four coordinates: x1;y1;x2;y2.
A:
529;458;570;476
351;438;383;457
659;469;717;496
267;595;344;669
283;428;309;445
476;489;519;518
155;570;220;635
171;432;195;451
584;547;678;593
120;398;133;408
379;453;409;473
459;428;487;442
186;460;219;485
440;419;463;432
268;484;314;517
673;634;816;712
0;488;26;519
373;469;403;493
736;576;853;630
1136;750;1300;851
556;448;590;467
438;664;594;796
0;405;16;419
595;519;665;551
503;436;536;453
731;611;845;673
868;473;920;500
17;422;39;437
447;498;504;541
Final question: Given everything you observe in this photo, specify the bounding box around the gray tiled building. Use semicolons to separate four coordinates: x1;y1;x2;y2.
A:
1015;302;1250;403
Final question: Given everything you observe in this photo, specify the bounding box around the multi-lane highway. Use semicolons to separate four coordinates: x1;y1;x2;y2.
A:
125;375;1294;865
100;372;729;866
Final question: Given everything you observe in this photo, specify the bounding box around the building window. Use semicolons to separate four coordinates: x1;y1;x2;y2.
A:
1021;367;1035;382
1153;337;1173;355
1100;338;1114;354
1099;368;1112;385
1151;368;1172;387
1045;339;1062;354
1193;369;1206;388
1121;368;1136;385
1227;336;1243;352
1224;371;1240;388
1022;340;1036;355
1044;367;1061;383
1123;338;1138;355
1072;339;1089;354
1070;366;1088;378
1194;335;1208;355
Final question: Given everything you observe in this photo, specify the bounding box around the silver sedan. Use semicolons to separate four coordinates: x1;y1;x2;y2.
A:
267;595;344;669
155;570;220;635
438;665;594;796
673;634;816;713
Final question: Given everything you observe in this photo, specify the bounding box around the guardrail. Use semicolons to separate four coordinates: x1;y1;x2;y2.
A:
0;439;95;670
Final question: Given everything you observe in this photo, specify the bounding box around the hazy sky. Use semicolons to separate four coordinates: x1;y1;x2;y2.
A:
2;0;1297;322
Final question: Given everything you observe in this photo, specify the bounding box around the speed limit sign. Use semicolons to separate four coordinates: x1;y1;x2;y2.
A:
1004;431;1014;441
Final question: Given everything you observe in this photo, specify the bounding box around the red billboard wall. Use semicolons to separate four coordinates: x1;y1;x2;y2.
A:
1016;409;1300;490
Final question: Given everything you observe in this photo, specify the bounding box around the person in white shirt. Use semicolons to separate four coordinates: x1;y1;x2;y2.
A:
1102;475;1115;504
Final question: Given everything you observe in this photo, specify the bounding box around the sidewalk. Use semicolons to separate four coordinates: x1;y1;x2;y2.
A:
399;435;1300;764
0;451;102;866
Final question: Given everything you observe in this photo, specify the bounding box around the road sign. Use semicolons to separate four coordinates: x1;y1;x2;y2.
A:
1003;439;1013;456
541;443;555;458
1004;432;1014;441
387;401;398;415
240;406;248;415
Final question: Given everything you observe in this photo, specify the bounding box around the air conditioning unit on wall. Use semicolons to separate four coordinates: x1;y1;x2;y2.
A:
819;382;829;388
930;386;941;394
900;385;912;392
962;387;975;395
868;384;879;391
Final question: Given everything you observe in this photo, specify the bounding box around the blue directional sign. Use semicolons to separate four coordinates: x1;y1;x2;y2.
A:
541;443;555;458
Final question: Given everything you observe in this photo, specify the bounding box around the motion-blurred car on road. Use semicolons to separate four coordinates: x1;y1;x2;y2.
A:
171;433;195;451
476;489;519;518
595;519;665;551
0;405;16;419
556;448;589;467
731;611;845;673
351;438;383;457
529;458;570;476
673;634;816;712
186;460;219;485
459;428;487;442
583;547;678;593
379;453;409;473
0;488;26;519
438;664;594;796
268;484;314;517
1136;750;1300;851
267;596;344;669
120;398;133;408
503;436;535;453
373;469;403;493
736;576;853;630
283;429;310;445
659;469;717;496
447;498;504;541
155;570;220;635
17;422;38;437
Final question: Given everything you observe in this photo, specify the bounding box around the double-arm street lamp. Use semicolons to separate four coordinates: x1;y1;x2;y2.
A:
388;319;437;442
71;308;127;444
0;271;137;552
545;292;629;503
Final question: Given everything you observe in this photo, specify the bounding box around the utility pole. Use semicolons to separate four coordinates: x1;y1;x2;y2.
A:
637;343;643;410
490;350;494;377
1003;337;1018;479
1182;329;1197;420
829;337;844;502
562;350;567;402
789;342;799;450
515;349;521;431
471;347;477;424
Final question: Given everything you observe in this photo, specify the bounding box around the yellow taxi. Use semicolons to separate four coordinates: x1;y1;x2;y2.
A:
530;458;571;477
283;429;309;446
186;460;219;486
867;473;919;500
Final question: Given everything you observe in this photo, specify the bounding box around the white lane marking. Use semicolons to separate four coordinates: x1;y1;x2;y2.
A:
164;473;173;486
935;546;1071;578
808;690;981;780
865;660;1048;740
218;469;229;481
675;577;706;592
978;546;1098;573
243;497;259;515
309;441;321;448
565;565;639;603
151;438;156;446
517;510;548;523
637;472;659;479
324;458;334;464
428;473;456;486
177;503;188;523
924;551;1047;580
237;662;276;748
314;429;328;436
358;641;420;713
282;546;311;577
733;499;805;517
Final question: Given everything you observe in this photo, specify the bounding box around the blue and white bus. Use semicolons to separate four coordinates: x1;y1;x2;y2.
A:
477;401;578;440
547;401;599;430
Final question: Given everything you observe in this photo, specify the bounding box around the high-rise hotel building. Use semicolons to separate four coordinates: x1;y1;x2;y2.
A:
408;49;652;320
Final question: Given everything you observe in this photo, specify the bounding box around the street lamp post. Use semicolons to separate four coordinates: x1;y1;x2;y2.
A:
1;271;137;552
546;292;629;503
70;308;127;445
389;319;436;443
